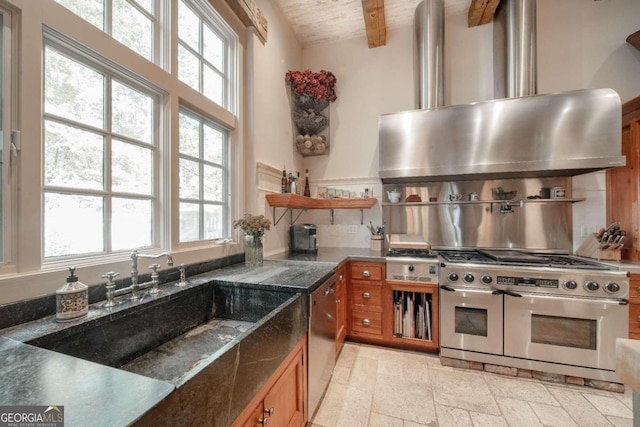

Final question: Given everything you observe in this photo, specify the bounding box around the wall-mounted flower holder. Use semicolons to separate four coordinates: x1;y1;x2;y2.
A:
285;70;337;157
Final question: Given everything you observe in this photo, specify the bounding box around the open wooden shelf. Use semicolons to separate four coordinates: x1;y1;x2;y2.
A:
265;194;377;225
266;194;377;209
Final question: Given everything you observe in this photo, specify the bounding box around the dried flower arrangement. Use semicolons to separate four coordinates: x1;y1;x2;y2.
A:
232;214;271;241
285;69;338;102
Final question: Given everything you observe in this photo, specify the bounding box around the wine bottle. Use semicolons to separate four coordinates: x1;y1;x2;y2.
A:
304;169;311;197
281;166;287;193
296;172;301;195
288;172;293;193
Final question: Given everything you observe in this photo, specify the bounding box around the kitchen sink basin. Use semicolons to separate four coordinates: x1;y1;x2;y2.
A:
21;282;299;384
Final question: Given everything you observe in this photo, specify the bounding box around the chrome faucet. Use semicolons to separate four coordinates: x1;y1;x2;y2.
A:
130;249;173;287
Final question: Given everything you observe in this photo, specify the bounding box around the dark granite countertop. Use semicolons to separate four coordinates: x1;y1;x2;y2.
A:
0;336;174;426
267;246;386;264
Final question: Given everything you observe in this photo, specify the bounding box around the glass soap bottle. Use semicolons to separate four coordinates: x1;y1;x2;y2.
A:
56;267;89;322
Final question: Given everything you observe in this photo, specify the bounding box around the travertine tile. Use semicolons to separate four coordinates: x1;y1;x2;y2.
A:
582;393;633;418
403;421;430;427
311;381;348;427
336;385;373;427
606;415;634;427
430;366;501;415
483;373;560;406
529;402;578;427
368;412;403;427
403;350;442;367
496;397;543;426
468;411;509;426
348;355;378;392
377;358;404;379
547;387;613;427
434;404;472;427
370;368;437;425
331;364;351;385
336;342;359;368
357;344;405;362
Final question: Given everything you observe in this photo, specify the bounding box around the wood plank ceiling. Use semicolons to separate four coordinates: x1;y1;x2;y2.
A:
272;0;499;48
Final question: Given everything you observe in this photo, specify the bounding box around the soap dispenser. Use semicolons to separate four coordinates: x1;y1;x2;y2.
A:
56;267;89;322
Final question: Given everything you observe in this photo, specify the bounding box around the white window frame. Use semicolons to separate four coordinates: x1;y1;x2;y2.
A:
0;0;243;305
178;0;238;115
42;34;166;262
178;106;230;243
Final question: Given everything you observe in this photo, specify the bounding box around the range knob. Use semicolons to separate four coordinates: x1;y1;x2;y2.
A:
408;265;415;272
448;272;459;282
584;281;600;292
604;282;621;294
563;280;578;290
481;275;493;284
463;273;475;283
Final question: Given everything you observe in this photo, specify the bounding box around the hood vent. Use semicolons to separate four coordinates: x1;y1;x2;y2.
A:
378;88;624;183
379;0;625;183
493;0;537;98
415;0;444;108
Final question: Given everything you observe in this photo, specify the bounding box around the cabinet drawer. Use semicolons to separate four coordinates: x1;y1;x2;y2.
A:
630;304;640;335
351;284;382;307
351;310;382;335
630;280;640;303
351;263;383;281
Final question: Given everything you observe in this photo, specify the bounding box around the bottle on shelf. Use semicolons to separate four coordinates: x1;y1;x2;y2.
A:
281;166;288;193
304;169;311;197
296;171;301;195
288;172;293;193
290;173;297;195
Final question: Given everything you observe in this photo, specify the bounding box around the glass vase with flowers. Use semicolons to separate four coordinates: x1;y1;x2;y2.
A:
233;214;271;266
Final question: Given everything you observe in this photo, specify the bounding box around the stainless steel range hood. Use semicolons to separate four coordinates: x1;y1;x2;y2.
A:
378;87;624;183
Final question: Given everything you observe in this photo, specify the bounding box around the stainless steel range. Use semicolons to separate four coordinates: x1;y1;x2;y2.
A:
386;234;439;283
438;249;629;383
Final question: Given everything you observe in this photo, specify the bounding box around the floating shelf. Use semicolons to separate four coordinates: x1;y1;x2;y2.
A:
265;194;377;225
381;198;586;207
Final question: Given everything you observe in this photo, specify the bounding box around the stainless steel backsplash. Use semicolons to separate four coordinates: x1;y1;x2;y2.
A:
382;177;573;252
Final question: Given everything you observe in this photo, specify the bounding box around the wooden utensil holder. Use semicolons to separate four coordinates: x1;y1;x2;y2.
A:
575;234;621;261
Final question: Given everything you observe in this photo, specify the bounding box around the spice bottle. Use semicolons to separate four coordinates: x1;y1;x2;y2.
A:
304;169;311;197
281;166;288;193
56;267;88;322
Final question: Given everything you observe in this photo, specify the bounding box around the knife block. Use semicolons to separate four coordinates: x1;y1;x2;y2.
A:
575;234;621;261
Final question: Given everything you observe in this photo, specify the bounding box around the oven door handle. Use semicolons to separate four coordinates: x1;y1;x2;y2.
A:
440;285;456;292
503;289;523;298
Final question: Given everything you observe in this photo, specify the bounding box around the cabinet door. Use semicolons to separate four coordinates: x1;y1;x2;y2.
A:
263;346;306;427
335;265;347;354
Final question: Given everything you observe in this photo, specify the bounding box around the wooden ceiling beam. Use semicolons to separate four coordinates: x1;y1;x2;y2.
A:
361;0;387;48
468;0;502;27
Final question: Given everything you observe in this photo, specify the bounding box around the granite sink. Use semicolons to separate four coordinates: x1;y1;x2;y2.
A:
16;282;296;381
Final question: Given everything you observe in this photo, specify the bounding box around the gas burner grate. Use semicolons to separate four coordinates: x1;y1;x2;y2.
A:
386;248;437;258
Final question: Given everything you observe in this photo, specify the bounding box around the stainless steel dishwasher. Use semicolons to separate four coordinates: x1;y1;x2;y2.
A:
308;274;337;419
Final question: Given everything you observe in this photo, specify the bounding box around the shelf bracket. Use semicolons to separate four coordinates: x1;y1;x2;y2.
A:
330;209;334;225
271;207;304;226
360;209;364;225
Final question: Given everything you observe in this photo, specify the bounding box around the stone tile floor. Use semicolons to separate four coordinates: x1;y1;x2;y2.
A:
310;342;634;427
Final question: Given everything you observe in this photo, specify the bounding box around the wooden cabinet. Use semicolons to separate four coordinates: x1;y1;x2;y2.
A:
335;263;347;355
348;261;385;341
384;281;439;352
630;274;640;340
606;95;640;261
232;336;307;427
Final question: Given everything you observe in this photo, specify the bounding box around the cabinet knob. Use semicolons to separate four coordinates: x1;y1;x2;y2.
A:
637;316;640;322
362;291;371;299
339;274;344;281
265;407;275;416
362;318;371;326
258;417;269;425
636;286;640;292
362;270;371;277
336;299;341;304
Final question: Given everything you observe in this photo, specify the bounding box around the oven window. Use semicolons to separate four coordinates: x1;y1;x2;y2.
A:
531;314;597;350
454;307;488;337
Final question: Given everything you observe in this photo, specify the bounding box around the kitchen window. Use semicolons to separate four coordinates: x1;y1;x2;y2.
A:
0;6;13;267
178;108;229;243
178;0;235;113
43;39;162;258
53;0;160;63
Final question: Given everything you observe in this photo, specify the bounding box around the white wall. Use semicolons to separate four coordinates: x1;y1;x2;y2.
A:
248;0;303;255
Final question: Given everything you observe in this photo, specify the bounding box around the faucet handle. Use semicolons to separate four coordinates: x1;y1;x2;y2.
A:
176;263;187;287
101;271;120;282
149;263;160;273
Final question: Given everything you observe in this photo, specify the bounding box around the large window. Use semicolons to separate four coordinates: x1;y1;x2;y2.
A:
43;42;160;258
0;8;11;265
54;0;159;62
179;109;229;242
178;0;234;111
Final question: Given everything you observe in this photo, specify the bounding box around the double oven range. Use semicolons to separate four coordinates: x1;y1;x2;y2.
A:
387;242;629;383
